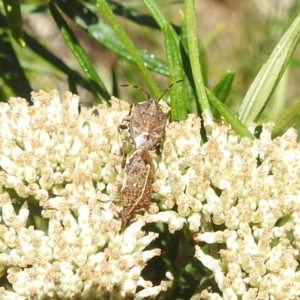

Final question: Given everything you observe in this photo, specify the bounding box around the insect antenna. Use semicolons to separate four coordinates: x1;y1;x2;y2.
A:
158;79;184;101
120;84;151;100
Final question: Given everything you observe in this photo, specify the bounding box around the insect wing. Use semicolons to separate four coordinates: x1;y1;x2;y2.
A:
121;149;155;221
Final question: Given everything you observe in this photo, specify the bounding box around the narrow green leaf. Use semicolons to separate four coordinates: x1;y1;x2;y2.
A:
179;44;199;115
179;17;200;115
198;45;208;88
49;1;109;101
111;63;119;99
120;0;183;10
270;65;289;120
184;0;210;113
68;74;78;96
239;14;300;123
54;0;170;77
103;1;181;34
142;0;187;121
212;71;235;119
212;71;235;103
89;24;170;76
24;32;98;93
272;98;300;137
0;14;31;100
24;32;97;95
206;88;255;140
96;0;160;99
2;0;25;47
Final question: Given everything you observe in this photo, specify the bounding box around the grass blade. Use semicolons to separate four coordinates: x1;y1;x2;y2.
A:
89;23;170;76
24;32;97;95
49;1;109;101
184;0;210;113
54;0;170;77
239;14;300;123
0;14;31;100
212;70;235;103
102;1;181;34
2;0;25;47
142;0;187;121
272;98;300;137
212;70;235;119
179;17;200;115
96;0;160;98
206;88;255;140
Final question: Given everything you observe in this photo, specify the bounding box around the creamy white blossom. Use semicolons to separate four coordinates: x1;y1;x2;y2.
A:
0;91;163;299
0;90;300;299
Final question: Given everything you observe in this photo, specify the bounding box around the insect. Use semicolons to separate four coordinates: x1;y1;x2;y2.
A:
119;79;183;153
121;149;155;221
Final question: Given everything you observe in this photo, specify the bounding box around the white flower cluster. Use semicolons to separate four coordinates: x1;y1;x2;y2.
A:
1;90;300;299
152;111;300;299
0;91;164;299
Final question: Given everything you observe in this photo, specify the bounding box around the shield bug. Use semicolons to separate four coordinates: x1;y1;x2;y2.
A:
120;79;183;153
121;149;155;221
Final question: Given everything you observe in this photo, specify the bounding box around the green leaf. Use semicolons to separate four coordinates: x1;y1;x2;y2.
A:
111;63;118;99
142;0;187;121
179;17;199;115
24;32;97;95
54;0;170;77
0;14;31;100
103;1;181;34
49;1;109;102
96;0;160;98
184;0;210;114
89;24;170;76
272;98;300;137
68;74;79;96
239;14;300;123
212;70;235;103
206;88;255;140
212;71;235;119
269;65;289;121
2;0;25;47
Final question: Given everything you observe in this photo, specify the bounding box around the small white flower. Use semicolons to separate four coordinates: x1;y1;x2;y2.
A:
1;91;300;299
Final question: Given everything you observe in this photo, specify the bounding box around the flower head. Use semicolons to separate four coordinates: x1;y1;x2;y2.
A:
0;91;163;299
1;90;300;299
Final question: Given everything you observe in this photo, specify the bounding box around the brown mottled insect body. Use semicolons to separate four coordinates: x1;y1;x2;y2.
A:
121;149;155;221
119;80;183;221
120;80;183;153
124;99;169;151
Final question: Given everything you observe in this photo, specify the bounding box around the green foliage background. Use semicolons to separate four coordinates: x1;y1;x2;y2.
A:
1;1;300;298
